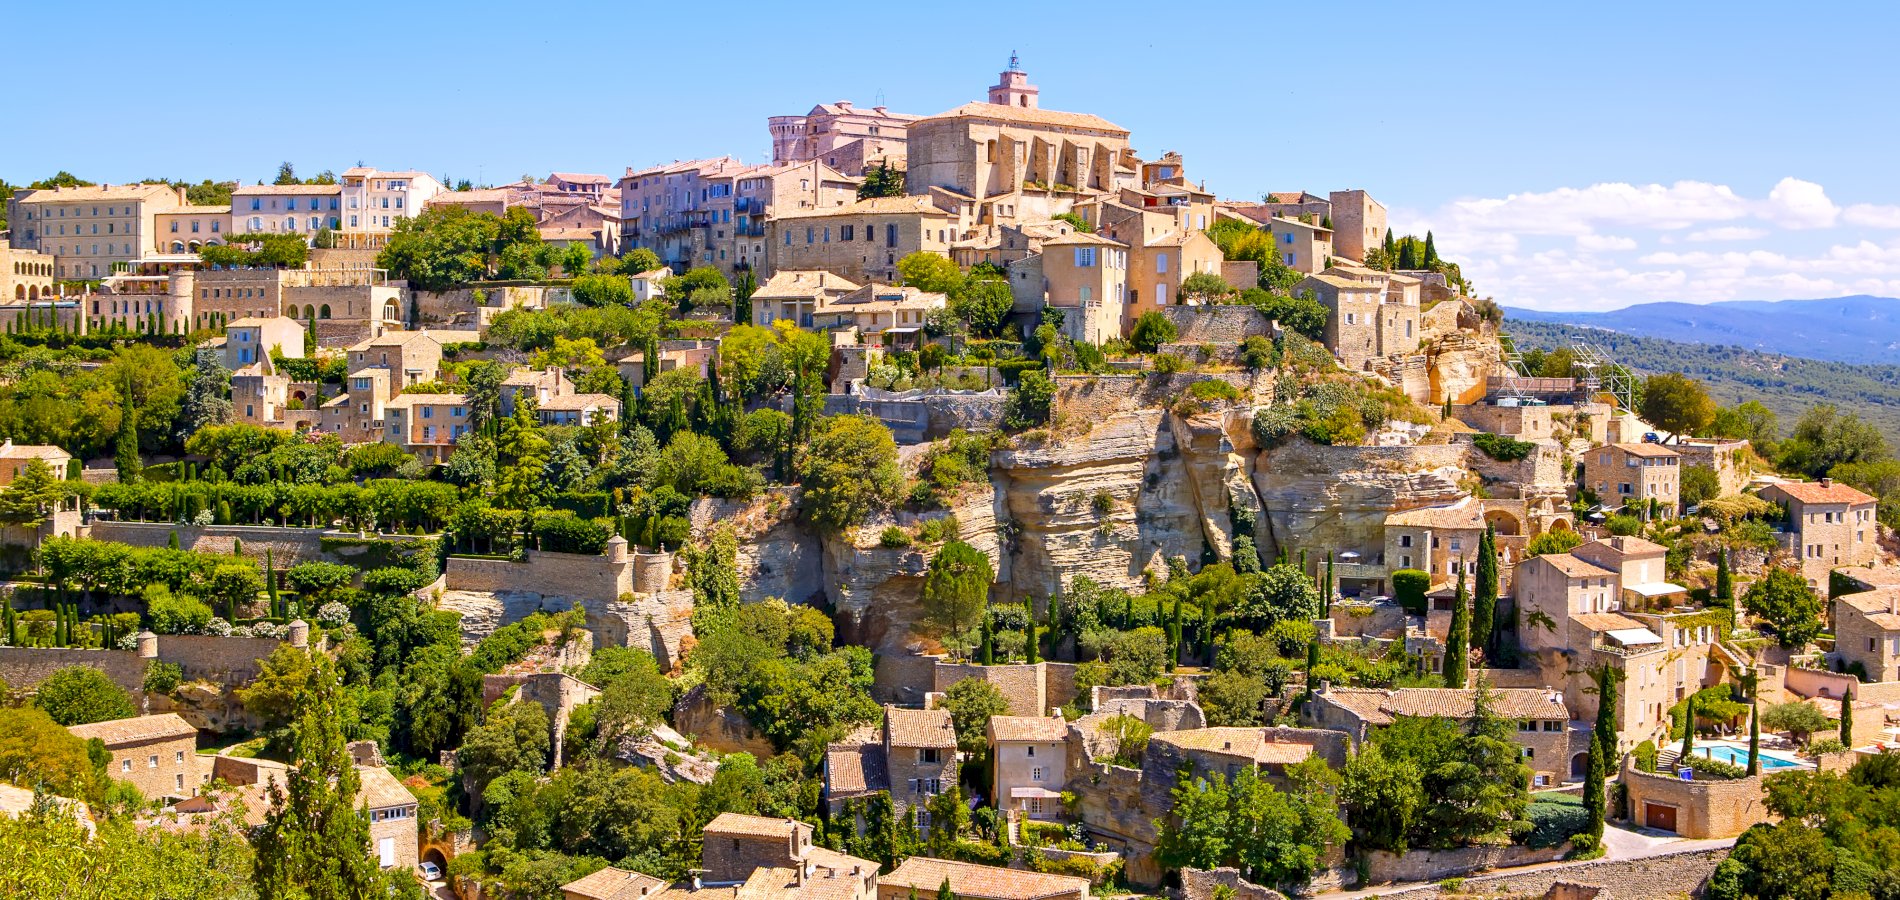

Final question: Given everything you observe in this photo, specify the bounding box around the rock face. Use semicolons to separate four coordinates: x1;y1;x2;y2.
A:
148;681;257;734
1251;441;1468;561
672;685;776;757
435;588;693;670
995;410;1202;598
824;487;1003;654
692;492;827;605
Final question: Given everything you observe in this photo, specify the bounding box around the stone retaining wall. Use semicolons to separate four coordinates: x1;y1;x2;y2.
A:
86;521;428;568
1362;843;1568;886
932;660;1078;716
1053;372;1269;422
1180;868;1286;900
444;548;632;601
1621;758;1773;839
1371;846;1728;900
1158;306;1276;344
0;633;283;695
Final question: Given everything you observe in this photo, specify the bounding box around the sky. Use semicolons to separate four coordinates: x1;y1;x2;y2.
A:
8;1;1900;312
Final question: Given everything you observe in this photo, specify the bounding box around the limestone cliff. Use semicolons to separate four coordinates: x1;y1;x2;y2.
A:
1251;440;1468;561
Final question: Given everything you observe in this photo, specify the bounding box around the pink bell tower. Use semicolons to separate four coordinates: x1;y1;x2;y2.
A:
987;53;1040;109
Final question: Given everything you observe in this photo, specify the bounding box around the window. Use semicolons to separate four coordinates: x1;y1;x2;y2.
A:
1025;745;1035;758
148;755;159;768
1156;254;1167;273
1518;721;1537;732
1522;747;1534;759
1074;247;1097;267
1031;766;1045;781
176;774;185;790
1543;720;1562;732
920;748;941;764
122;759;132;773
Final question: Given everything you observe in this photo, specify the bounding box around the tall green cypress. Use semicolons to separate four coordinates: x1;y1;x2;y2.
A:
1679;693;1697;761
1747;692;1761;776
978;612;994;666
1200;593;1217;666
1584;666;1618;837
1023;599;1039;664
1473;525;1499;659
266;548;282;619
114;374;141;483
1443;568;1470;688
252;656;381;899
1841;686;1854;747
1166;595;1182;673
1424;231;1439;266
1715;550;1733;604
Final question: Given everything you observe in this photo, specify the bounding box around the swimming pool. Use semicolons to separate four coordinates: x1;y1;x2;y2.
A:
1693;745;1798;769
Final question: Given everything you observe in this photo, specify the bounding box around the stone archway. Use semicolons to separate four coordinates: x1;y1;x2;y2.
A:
1571;751;1589;779
1484;509;1523;536
1549;517;1572;532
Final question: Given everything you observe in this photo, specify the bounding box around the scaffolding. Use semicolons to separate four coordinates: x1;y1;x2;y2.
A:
1569;341;1636;410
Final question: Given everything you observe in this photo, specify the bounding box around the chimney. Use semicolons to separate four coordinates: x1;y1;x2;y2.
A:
1821;477;1833;488
837;101;853;110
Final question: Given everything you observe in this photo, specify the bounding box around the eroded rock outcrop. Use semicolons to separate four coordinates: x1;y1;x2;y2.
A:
1251;440;1468;560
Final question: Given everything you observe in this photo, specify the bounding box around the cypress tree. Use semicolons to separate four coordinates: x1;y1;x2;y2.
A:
1747;692;1761;776
1166;595;1182;673
266;548;281;619
937;878;954;900
1383;228;1396;258
1679;693;1696;761
1841;685;1854;748
1424;231;1439;266
978;612;994;666
1473;525;1499;659
1584;666;1619;837
252;656;381;899
1443;566;1470;688
1201;593;1217;666
114;374;141;483
1324;556;1335;614
1714;550;1733;603
1023;599;1039;664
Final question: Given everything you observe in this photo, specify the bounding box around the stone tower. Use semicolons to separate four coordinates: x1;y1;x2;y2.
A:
987;53;1039;108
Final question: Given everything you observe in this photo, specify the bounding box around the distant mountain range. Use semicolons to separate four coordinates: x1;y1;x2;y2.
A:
1504;295;1900;365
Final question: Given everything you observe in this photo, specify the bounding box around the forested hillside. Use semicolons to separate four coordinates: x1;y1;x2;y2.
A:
1504;318;1900;447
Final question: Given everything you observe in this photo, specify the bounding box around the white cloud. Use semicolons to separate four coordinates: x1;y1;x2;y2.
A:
1687;226;1768;242
1575;234;1637;251
1761;177;1838;229
1845;203;1900;228
1433;180;1748;237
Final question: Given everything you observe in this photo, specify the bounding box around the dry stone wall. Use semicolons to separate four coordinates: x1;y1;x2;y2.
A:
1370;846;1727;900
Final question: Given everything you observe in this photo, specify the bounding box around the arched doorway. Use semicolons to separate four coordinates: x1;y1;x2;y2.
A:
319;305;331;319
382;298;400;322
1571;752;1589;780
1484;510;1523;536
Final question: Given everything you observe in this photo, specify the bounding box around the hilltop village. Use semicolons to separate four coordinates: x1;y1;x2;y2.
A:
0;61;1896;900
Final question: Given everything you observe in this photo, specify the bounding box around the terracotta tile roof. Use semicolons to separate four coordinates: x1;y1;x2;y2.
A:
18;183;179;203
1041;231;1127;248
550;173;614;185
1153;727;1314;765
538;393;620;411
1763;480;1876;506
821;284;947;314
884;857;1089;900
987;715;1068;743
772;195;953;220
563;866;670;900
824;742;888;795
67;713;195;746
1837;587;1900;617
753;270;862;301
1610;442;1679;459
1840;567;1900;589
1265;192;1325;204
1867;612;1900;631
705;812;806;840
356;766;416;810
1530;553;1615;579
916;101;1127;136
884;707;956;748
1379;688;1569;721
1385;497;1484;530
1300;274;1380;292
1578;535;1668;559
232;184;342;196
1271;216;1332;234
1317;688;1394;726
1572;612;1647;633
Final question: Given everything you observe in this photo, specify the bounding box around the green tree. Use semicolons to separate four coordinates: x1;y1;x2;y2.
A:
114;375;141;482
1778;404;1889;478
33;666;135;726
661;266;732;315
938;678;1012;756
1679;692;1697;760
1443;573;1469;687
948;276;1014;337
896;252;963;295
800;415;903;531
1340;741;1425;852
377;205;503;291
1681;465;1722;507
252;655;385;900
1760;701;1831;746
1178;271;1234;303
1004;370;1054;430
1473;525;1498;658
1709;821;1835;900
1841;686;1854;746
458;700;552;797
1234;563;1321;629
1525;530;1583;557
918;542;993;658
1745;568;1823;649
1715;549;1733;604
687;525;742;636
618;248;662;275
1129;311;1178;353
0;459;67;532
1639;372;1716;438
0;706;103;801
857;162;905;199
570;273;634;307
1583;666;1620;839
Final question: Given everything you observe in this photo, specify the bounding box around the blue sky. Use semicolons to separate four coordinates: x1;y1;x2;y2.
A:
10;1;1900;311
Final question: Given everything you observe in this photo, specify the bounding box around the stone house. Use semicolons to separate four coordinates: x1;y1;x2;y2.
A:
230;184;343;241
1588;443;1681;516
566;814;876;900
1674;438;1752;497
616;157;744;272
336;168;445;251
1458;401;1555;441
359;764;420;869
1327;189;1387;263
986;715;1068;820
766;195;960;285
1;240;58;304
1834;587;1900;683
1759;479;1879;589
810;284;946;338
769;99;920;176
705;160;861;277
561;867;669;900
231;355;297;428
1036;231;1129;345
1299;272;1384;370
1383;496;1489;588
8;182;185;279
617;340;717;390
67;713;201;801
1307;685;1574;787
538;393;621;427
751;270;862;328
223;316;304;369
879;857;1088;900
822;706;959;827
348;330;443;389
382;393;470;463
1266;216;1332;274
0;440;73;485
500;367;574;417
1146;727;1335;785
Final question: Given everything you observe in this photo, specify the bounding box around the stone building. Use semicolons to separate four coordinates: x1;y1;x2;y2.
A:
986;714;1068;820
766;195;960;285
1834;587;1900;683
810;283;945;338
1267;216;1332;274
0;440;73;485
1674;438;1753;497
1301;271;1385;369
822;706;958;827
708;161;859;277
230;184;343;241
903;61;1131;228
154;205;230;253
538;394;621;427
879;857;1088;900
1620;757;1772;838
1090;204;1223;327
1;241;56;303
1587;443;1681;517
616;157;745;273
751;270;862;328
1035;231;1128;345
1327;189;1387;262
67;713;202;801
360;764;420;869
8;182;186;279
1759;478;1879;588
337;168;445;251
769;100;921;176
383;393;470;462
565;814;876;900
1307;685;1574;787
223;316;304;369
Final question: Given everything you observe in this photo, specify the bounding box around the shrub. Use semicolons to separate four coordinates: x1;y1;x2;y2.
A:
142;661;183;696
1633;739;1658;772
1152;352;1187;374
1391;569;1429;615
1130;312;1178;353
362;566;432;596
1472;432;1535;461
1523;794;1589;848
1526;530;1583;556
1251;404;1299;449
878;526;913;549
1680;753;1747;780
532;510;612;555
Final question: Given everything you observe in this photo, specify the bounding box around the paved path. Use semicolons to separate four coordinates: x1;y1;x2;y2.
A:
1322;825;1735;898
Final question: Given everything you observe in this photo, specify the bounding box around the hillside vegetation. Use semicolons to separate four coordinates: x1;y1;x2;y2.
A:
1504;318;1900;447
